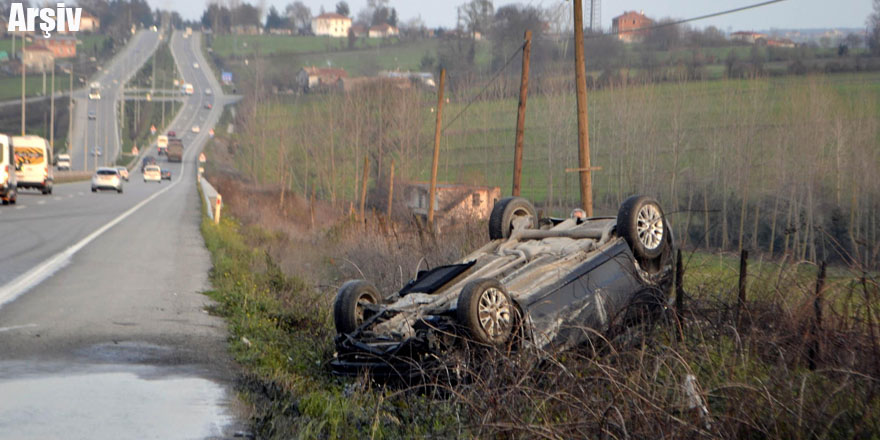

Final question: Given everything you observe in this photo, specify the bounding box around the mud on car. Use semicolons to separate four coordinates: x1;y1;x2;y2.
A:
331;195;675;378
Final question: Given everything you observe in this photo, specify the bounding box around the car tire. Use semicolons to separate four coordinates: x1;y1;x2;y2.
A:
92;187;97;192
456;278;516;346
9;193;16;204
333;280;382;334
118;188;123;194
488;197;538;240
617;195;669;260
1;198;7;205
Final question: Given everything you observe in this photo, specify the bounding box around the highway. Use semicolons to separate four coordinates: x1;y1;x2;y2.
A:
69;29;160;172
0;31;241;439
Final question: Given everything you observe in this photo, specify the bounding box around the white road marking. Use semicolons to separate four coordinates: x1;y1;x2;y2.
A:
0;323;38;333
54;197;62;201
0;159;187;310
14;205;25;210
37;200;46;205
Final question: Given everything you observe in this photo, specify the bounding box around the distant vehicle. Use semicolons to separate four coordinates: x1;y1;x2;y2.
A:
143;165;161;183
56;153;71;171
91;167;123;193
92;147;102;156
13;135;53;194
182;83;194;95
167;131;176;138
161;169;172;180
157;135;168;155
150;25;158;32
193;62;199;69
191;125;200;133
115;166;129;181
88;111;96;120
166;139;183;163
185;27;192;37
88;82;101;100
141;156;157;172
204;103;213;110
205;89;213;95
0;134;18;204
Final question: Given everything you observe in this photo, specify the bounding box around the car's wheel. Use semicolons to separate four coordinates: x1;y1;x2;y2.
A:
333;280;381;334
617;195;669;260
488;197;538;240
91;187;97;193
9;193;15;204
117;188;123;194
456;278;516;345
1;198;7;205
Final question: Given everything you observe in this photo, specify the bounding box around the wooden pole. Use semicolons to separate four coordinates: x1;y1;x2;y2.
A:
512;30;531;197
427;68;446;229
808;261;826;370
387;159;395;220
736;249;748;329
360;154;369;223
573;0;593;216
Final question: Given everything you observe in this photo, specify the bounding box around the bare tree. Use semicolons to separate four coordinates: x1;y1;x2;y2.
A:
285;1;311;32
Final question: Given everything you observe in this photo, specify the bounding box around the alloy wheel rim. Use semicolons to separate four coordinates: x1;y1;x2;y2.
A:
636;204;664;250
477;287;511;339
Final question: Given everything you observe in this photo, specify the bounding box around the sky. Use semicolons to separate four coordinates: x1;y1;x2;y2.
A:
148;0;873;32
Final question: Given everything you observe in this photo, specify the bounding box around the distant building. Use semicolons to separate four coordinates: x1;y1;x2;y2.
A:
379;71;436;88
41;36;76;58
730;31;767;44
296;66;348;92
22;45;54;72
611;11;652;43
350;24;368;38
763;38;796;48
368;23;399;38
312;13;351;38
79;11;100;32
402;182;501;222
268;28;293;35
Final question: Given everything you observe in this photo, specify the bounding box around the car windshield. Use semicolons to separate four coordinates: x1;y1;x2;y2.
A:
146;166;159;171
97;169;117;175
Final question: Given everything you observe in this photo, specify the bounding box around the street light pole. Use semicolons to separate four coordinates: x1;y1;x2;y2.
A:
50;60;55;153
21;45;26;136
68;64;73;155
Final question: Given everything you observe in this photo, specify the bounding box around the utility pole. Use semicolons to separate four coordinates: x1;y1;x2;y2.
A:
21;45;26;136
427;68;446;230
573;0;594;216
84;113;89;170
387;159;395;220
512;30;532;197
50;60;55;153
68;64;73;155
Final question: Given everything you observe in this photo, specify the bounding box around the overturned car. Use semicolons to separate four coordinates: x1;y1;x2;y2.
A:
331;195;675;378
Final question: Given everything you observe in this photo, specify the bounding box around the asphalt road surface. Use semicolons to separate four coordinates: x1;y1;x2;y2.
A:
0;31;242;439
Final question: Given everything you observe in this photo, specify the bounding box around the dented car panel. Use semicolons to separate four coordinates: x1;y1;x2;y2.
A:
331;196;674;378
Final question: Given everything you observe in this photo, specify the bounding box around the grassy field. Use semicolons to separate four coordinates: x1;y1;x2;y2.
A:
210;34;394;58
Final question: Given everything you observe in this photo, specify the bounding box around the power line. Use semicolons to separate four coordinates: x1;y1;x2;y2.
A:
441;0;786;132
587;0;788;40
441;40;525;134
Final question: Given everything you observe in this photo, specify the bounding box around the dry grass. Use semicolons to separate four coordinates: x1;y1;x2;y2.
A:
201;164;880;438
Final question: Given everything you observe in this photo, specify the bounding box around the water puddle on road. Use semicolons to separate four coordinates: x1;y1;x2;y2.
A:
0;361;233;439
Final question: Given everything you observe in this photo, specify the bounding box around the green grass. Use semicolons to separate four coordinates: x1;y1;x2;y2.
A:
210;34;393;58
0;74;71;100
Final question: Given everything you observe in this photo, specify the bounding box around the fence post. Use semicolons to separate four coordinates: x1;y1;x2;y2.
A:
213;193;222;225
736;249;748;329
808;261;826;370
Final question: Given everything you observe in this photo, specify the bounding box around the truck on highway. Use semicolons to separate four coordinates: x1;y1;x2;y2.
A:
56;154;71;171
157;135;168;155
182;83;194;95
166;139;183;163
88;82;101;100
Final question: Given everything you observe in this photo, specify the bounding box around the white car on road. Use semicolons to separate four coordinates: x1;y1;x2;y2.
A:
143;165;162;183
191;125;200;133
91;167;123;193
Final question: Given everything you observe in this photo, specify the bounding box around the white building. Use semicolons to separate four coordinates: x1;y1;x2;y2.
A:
311;13;351;38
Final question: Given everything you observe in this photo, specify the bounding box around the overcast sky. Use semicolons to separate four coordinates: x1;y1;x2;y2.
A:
147;0;873;32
